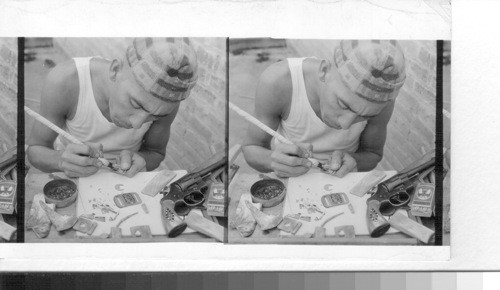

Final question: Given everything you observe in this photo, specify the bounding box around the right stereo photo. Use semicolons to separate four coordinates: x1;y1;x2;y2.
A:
228;39;450;246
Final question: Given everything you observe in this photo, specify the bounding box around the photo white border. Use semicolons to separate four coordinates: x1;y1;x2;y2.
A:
4;0;499;271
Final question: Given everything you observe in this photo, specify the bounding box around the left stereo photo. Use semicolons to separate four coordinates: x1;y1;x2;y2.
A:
23;38;228;243
0;38;18;243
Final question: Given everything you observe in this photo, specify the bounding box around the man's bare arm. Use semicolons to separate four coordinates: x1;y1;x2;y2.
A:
242;62;311;176
242;62;288;172
351;101;395;171
26;61;81;172
139;103;179;171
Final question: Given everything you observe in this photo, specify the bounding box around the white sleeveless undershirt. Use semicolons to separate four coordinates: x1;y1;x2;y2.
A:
54;57;152;158
276;58;367;161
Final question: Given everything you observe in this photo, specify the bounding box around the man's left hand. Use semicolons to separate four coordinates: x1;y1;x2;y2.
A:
117;150;147;177
327;150;357;178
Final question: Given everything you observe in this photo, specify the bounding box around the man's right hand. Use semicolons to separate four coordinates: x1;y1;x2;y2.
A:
270;143;313;178
57;143;103;178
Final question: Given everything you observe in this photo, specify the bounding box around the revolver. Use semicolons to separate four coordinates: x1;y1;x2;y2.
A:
366;157;435;237
160;156;226;237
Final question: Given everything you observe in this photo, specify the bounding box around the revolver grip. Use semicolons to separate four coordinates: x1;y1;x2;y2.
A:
366;200;390;238
161;199;188;238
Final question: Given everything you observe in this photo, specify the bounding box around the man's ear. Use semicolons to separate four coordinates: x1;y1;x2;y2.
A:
318;59;331;83
109;59;123;82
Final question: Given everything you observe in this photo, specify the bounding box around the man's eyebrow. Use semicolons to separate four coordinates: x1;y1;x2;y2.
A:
339;98;378;118
132;96;169;117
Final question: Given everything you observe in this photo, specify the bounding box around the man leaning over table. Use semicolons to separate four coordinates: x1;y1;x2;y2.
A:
27;38;198;178
243;40;406;178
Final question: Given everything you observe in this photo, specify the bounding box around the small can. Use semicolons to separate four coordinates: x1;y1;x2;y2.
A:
409;183;435;217
206;182;226;217
113;192;142;208
0;180;17;214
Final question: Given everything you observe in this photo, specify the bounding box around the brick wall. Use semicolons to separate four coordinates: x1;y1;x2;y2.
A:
287;40;437;171
0;38;17;154
54;38;226;171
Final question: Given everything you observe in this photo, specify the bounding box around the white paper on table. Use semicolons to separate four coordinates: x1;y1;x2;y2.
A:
281;171;410;237
76;169;196;237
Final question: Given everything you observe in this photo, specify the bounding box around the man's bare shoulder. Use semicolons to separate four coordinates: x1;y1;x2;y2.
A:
42;60;79;115
256;60;293;112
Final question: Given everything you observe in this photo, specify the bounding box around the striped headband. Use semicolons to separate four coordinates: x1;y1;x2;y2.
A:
126;37;198;102
334;40;406;103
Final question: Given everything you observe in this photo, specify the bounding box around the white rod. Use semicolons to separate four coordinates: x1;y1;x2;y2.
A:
24;106;82;144
24;106;110;166
228;102;292;145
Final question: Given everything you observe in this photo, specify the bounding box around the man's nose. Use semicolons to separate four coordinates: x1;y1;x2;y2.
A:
130;112;149;129
339;112;358;129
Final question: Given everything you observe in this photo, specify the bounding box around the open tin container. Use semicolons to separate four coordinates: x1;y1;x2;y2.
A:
43;179;78;208
250;178;286;208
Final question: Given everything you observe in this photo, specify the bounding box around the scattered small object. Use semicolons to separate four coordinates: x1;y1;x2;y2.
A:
310;204;324;214
73;217;97;235
409;183;435;217
299;216;311;222
348;203;355;214
113;192;142;208
141;203;149;214
110;227;122;238
109;212;119;221
314;212;325;221
81;213;95;220
26;193;54;238
100;205;118;215
320;212;345;228
335;225;356;238
116;212;139;228
43;179;78;208
350;170;387;197
245;200;283;231
321;192;349;208
141;170;177;197
39;201;78;231
250;179;286;208
94;216;106;222
313;226;326;238
285;213;301;220
130;225;153;239
99;233;109;239
277;217;302;235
